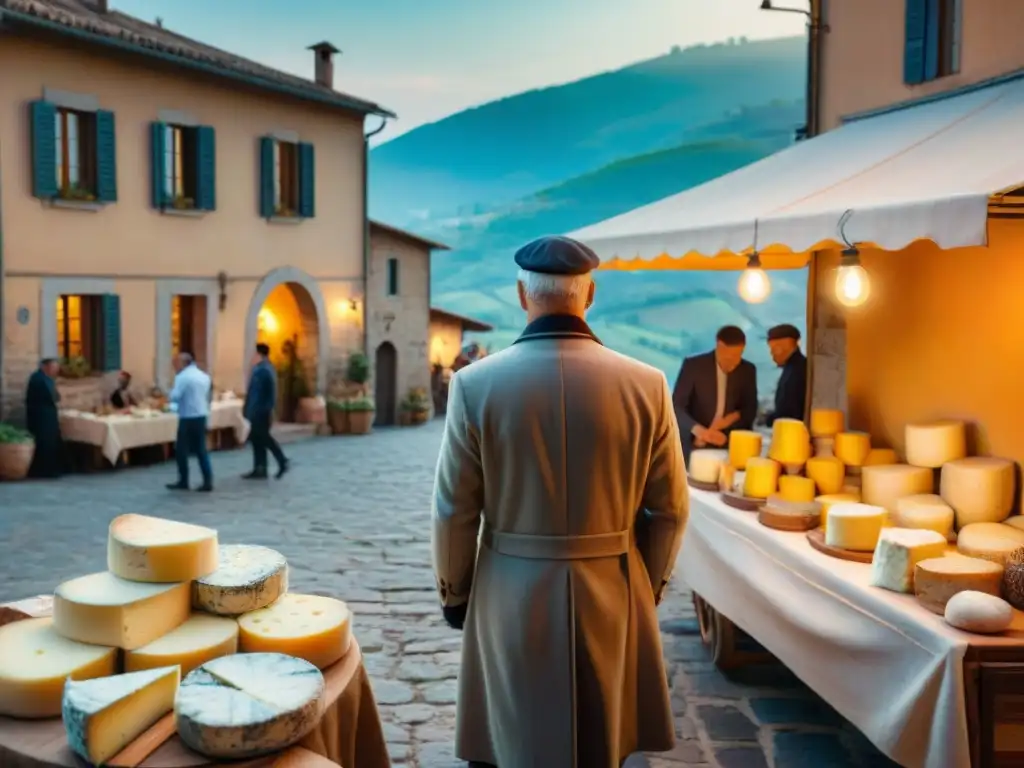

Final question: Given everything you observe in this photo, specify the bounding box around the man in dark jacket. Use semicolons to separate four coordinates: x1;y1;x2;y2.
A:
25;358;65;478
764;324;807;426
243;343;288;479
672;325;758;464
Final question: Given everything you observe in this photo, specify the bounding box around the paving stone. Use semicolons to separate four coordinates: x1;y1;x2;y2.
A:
684;671;751;699
661;617;700;635
381;721;410;744
423;679;459;704
773;731;857;768
750;696;844;726
658;739;708;762
391;703;437;725
715;746;770;768
396;657;453;682
370;678;415;705
406;636;463;654
697;704;759;742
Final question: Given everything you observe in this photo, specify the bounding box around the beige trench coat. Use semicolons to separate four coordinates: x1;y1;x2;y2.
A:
431;317;689;767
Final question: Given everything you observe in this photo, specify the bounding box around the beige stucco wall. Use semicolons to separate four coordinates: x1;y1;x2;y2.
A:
820;0;1024;129
429;318;464;368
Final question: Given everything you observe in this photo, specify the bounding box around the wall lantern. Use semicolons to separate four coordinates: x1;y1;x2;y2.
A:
217;271;228;312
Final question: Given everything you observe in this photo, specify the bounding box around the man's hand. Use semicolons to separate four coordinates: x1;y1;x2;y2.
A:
704;428;727;447
442;603;467;631
710;411;740;432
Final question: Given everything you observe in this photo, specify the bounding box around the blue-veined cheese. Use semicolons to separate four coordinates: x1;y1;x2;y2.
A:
107;513;219;583
125;613;238;677
175;653;325;759
193;544;288;616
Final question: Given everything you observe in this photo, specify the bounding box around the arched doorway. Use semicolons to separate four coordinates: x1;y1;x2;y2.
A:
375;342;398;426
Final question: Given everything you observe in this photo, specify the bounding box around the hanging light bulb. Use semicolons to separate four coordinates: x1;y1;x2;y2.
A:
737;252;771;304
834;248;871;308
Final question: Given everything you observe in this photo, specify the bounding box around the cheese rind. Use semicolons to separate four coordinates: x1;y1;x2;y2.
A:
816;493;860;534
237;593;352;670
940;457;1016;529
825;503;886;551
834;432;871;467
778;476;816;503
914;555;1004;614
944;591;1014;634
688;450;728;485
869;528;948;593
805;456;846;495
728;431;762;470
895;494;955;539
768;418;811;466
956;522;1024;566
175;653;325;759
861;464;934;514
193;544;289;616
904;421;967;468
62;666;180;765
54;571;191;650
108;513;219;583
742;457;780;499
125;613;239;677
810;409;844;438
864;448;899;467
0;618;117;718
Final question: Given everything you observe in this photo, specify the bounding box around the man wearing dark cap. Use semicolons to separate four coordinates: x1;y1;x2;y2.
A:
765;323;807;426
243;343;288;479
432;235;687;768
672;325;758;463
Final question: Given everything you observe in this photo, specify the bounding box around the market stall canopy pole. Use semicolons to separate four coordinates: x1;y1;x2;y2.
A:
571;74;1024;272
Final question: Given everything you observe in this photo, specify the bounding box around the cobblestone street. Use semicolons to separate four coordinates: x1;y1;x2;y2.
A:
0;421;897;767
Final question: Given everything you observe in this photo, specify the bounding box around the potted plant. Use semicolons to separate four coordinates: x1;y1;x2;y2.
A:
0;423;35;481
59;356;91;379
346;351;370;394
347;396;375;435
400;388;432;426
327;399;350;435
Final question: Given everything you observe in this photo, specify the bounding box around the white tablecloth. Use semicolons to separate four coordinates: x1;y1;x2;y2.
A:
683;489;1024;768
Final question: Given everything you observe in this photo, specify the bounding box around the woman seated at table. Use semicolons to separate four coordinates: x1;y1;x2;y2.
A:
110;371;138;409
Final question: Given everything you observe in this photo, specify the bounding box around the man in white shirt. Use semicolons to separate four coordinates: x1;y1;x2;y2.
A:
166;352;213;492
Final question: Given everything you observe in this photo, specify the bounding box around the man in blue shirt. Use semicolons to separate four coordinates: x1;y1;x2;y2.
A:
166;352;213;492
243;343;289;479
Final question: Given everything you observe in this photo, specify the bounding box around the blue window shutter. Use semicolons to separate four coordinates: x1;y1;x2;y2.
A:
259;137;275;218
923;0;941;81
904;0;928;84
298;142;315;218
30;100;58;199
150;121;167;208
195;125;216;211
95;110;117;202
100;294;122;372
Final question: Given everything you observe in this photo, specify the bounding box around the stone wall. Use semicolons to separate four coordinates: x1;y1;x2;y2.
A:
809;253;848;414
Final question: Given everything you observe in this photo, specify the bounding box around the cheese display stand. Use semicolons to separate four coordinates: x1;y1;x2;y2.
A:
0;515;390;768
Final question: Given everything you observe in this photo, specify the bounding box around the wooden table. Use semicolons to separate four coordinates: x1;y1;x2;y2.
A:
0;597;389;768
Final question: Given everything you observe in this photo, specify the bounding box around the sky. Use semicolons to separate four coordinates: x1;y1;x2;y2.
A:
115;0;807;143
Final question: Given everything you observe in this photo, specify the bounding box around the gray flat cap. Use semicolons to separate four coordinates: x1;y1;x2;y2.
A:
514;236;600;276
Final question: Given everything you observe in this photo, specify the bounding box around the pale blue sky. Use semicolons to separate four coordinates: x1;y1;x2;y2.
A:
115;0;806;141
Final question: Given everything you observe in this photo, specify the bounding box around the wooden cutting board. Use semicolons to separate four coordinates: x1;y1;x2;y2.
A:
806;528;874;563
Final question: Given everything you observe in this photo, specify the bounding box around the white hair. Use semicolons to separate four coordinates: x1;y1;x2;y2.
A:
517;269;592;302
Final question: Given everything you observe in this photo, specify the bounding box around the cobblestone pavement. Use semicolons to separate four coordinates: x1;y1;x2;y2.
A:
0;421;898;767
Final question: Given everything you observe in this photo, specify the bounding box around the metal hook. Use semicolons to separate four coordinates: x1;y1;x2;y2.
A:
837;209;855;249
752;218;760;252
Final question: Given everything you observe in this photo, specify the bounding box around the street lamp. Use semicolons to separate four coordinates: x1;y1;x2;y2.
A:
759;0;825;139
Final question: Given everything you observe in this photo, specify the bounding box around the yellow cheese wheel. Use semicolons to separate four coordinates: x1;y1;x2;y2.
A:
894;494;955;539
743;457;780;499
955;523;1024;566
914;556;1004;614
768;418;811;466
825;503;886;551
125;614;238;677
817;493;861;534
728;430;762;470
237;593;352;670
778;476;816;503
940;457;1016;529
904;420;967;469
810;409;844;437
864;448;899;466
861;464;934;514
834;432;872;467
689;449;728;485
805;456;846;495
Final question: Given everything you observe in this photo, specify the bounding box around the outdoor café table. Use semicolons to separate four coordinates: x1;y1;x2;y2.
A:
0;596;390;768
683;488;1024;768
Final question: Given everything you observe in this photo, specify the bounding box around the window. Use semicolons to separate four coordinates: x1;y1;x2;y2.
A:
55;294;121;373
934;0;962;78
904;0;962;85
386;257;400;296
274;140;300;216
30;101;117;203
151;122;215;211
54;108;97;200
259;137;315;219
163;125;197;208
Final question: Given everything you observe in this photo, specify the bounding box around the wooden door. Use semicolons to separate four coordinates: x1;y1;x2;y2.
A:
374;342;398;426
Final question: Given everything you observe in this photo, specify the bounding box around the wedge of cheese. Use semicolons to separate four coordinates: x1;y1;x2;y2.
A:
193;544;289;616
940;457;1016;528
108;513;219;583
956;522;1024;566
125;614;238;677
237;593;352;670
914;555;1004;615
869;528;948;593
63;666;180;766
825;503;886;551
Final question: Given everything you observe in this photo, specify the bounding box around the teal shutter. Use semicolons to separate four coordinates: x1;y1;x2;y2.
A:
100;294;122;372
298;142;315;218
923;0;941;81
195;125;216;211
30;100;58;199
94;110;117;202
150;121;167;208
259;137;275;218
903;0;928;84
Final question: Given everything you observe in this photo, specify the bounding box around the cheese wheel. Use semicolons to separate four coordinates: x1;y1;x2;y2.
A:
816;493;860;534
237;593;352;670
861;464;934;513
1005;517;1024;533
825;503;886;551
743;457;780;499
940;457;1016;529
810;409;844;438
834;432;871;467
108;514;219;583
864;448;898;467
956;522;1024;566
805;456;845;495
869;528;948;593
125;614;239;677
768;418;811;466
778;475;816;503
944;591;1014;634
728;430;762;469
0;618;117;718
689;449;728;485
914;556;1004;614
193;545;289;616
904;420;967;468
895;494;955;539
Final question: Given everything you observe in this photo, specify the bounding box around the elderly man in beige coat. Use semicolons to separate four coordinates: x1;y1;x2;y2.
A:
431;235;689;768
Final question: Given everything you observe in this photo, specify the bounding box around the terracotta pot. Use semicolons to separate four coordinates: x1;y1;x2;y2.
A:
295;397;327;425
398;411;412;427
328;407;350;435
0;441;35;481
348;410;374;435
410;409;430;425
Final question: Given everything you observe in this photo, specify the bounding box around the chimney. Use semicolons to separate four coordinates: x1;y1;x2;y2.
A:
84;0;109;11
308;42;340;90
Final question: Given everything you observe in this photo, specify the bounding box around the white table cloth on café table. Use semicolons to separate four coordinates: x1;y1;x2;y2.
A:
59;401;250;465
683;488;1024;768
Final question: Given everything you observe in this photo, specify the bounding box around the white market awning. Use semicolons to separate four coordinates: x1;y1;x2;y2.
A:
570;74;1024;270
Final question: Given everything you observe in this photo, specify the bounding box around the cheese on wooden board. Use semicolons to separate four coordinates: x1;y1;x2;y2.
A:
816;493;860;534
894;494;955;539
742;457;780;499
688;450;728;485
728;430;762;469
824;503;886;551
768;418;811;466
175;653;325;759
108;513;219;583
869;528;948;593
940;457;1016;528
62;665;180;765
238;593;352;669
0;617;117;718
805;456;846;495
125;613;238;676
864;448;899;467
944;591;1014;634
956;522;1024;566
810;409;844;438
54;571;191;650
833;432;871;467
1004;517;1024;533
904;420;967;468
861;464;934;513
193;544;289;616
778;475;816;503
914;556;1004;614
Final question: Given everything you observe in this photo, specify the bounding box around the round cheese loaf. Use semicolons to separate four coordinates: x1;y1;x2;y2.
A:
768;418;811;466
1004;517;1024;533
125;614;239;677
864;448;898;467
956;522;1024;566
728;430;762;470
940;457;1016;529
193;544;289;616
895;494;955;539
914;555;1004;615
237;593;352;670
861;464;933;514
810;409;843;438
778;475;816;503
805;456;845;495
904;420;967;468
689;449;728;485
834;432;871;467
944;591;1014;634
743;457;780;499
816;493;860;534
108;514;218;583
824;503;885;551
